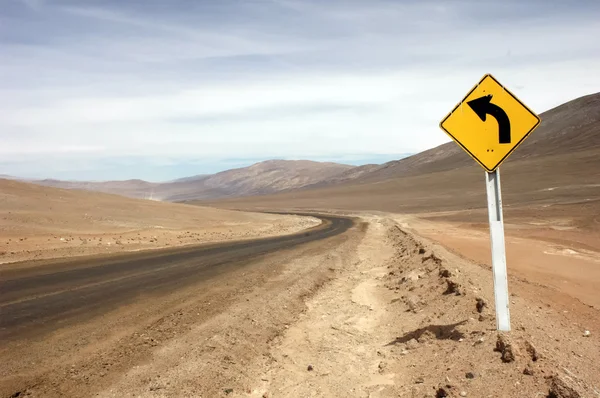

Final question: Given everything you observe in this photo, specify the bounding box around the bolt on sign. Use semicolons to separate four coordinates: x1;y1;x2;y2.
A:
439;74;541;332
440;74;540;172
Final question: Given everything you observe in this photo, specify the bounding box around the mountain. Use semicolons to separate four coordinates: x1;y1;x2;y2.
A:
32;160;355;201
311;92;600;185
199;92;600;213
22;92;600;207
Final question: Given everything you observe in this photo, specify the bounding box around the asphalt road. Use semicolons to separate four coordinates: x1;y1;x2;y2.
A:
0;214;353;340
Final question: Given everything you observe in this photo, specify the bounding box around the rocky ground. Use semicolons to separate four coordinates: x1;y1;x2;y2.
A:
234;216;599;397
3;215;598;397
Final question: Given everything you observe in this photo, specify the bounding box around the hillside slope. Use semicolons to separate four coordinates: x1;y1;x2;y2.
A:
202;92;600;215
163;159;354;201
338;92;600;183
32;160;354;201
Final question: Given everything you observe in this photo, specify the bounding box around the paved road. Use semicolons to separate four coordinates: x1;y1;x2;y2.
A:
0;214;353;340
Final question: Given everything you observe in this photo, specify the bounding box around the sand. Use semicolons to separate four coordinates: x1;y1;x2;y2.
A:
0;179;319;265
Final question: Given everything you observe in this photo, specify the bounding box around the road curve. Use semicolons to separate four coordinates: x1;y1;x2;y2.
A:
0;214;353;340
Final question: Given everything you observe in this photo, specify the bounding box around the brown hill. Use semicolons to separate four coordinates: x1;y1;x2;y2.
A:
201;92;600;215
33;160;354;201
163;159;355;201
311;92;600;185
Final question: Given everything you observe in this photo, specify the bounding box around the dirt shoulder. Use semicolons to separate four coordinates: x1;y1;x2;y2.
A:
0;179;319;265
240;215;600;397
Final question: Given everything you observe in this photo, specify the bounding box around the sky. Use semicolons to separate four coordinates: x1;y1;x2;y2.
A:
1;0;600;181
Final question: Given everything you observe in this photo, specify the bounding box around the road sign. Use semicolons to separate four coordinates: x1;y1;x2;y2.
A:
439;74;542;332
440;74;540;172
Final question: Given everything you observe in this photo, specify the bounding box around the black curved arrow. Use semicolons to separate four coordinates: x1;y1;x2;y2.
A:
467;94;511;144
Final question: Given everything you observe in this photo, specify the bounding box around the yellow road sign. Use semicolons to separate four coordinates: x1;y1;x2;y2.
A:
440;74;541;172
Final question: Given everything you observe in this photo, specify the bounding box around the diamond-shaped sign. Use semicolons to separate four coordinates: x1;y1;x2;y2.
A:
440;74;541;172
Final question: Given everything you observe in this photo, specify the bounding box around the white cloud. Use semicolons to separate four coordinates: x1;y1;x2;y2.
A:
1;0;599;179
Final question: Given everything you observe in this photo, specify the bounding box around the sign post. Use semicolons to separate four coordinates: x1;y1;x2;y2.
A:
485;169;510;331
439;74;541;331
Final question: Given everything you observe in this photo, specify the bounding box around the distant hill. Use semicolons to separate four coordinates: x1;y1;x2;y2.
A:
337;92;600;184
34;179;160;199
22;92;600;206
200;92;600;214
32;160;356;201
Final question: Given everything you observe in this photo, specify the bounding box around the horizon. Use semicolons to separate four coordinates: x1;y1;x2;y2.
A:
2;153;413;182
2;0;599;180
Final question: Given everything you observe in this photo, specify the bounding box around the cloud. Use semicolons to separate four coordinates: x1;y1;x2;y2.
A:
1;0;599;180
17;0;45;11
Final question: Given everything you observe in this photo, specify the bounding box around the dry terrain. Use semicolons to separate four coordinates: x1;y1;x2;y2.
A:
3;214;598;397
179;92;600;396
198;93;600;313
201;93;599;213
0;179;318;265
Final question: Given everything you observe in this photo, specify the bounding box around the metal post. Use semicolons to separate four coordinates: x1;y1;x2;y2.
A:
485;169;511;331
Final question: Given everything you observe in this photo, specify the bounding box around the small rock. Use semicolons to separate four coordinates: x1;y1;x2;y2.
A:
405;296;420;312
423;253;443;265
414;377;425;384
495;334;516;363
417;329;436;344
444;279;462;295
307;365;314;371
406;338;419;350
547;375;582;398
465;372;476;379
436;387;448;398
478;314;487;322
224;388;234;395
439;268;451;278
262;393;270;398
460;392;467;397
523;365;534;376
402;270;423;283
418;248;426;254
523;340;539;361
476;298;487;313
583;330;591;337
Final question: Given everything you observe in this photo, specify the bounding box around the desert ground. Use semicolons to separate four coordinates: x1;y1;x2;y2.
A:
0;179;319;265
2;210;598;397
